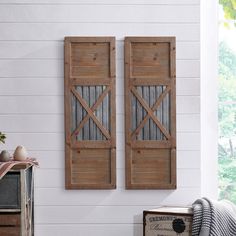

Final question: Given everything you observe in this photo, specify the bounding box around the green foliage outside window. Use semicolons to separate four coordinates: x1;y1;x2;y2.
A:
218;0;236;203
0;132;6;144
219;0;236;26
218;32;236;204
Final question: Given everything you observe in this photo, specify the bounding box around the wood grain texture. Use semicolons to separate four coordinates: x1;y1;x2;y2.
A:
0;1;200;235
64;37;116;189
125;37;176;189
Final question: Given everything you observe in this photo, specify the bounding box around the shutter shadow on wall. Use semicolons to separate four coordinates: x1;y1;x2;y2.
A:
64;37;116;189
125;37;176;189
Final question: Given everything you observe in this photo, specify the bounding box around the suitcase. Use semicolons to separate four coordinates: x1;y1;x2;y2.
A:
143;207;193;236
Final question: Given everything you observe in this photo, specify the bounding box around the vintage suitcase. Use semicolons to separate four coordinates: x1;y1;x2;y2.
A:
143;207;193;236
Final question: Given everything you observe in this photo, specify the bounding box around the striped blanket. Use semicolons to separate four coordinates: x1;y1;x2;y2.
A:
192;198;236;236
0;158;39;180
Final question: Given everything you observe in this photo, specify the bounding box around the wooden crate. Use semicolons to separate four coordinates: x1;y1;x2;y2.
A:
143;207;193;236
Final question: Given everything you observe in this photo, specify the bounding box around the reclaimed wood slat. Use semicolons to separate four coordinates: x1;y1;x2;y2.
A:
76;86;83;140
136;86;143;140
149;86;156;140
89;86;96;140
102;86;109;140
125;37;176;189
64;37;116;189
143;86;149;140
95;86;103;140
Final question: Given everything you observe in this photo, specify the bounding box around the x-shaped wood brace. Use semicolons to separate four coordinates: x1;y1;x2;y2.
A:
71;86;111;140
131;86;171;140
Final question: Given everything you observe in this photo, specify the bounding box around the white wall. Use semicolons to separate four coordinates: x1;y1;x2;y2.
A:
0;0;200;235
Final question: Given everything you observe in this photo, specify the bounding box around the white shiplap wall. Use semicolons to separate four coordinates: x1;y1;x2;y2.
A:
0;1;200;235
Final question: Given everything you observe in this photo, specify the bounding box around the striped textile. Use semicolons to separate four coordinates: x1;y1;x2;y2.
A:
0;158;39;180
192;198;236;236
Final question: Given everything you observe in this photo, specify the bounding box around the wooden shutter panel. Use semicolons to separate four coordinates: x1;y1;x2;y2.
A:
64;37;116;189
125;37;176;189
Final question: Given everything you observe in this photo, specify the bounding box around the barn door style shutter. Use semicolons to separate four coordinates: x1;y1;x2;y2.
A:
125;37;176;189
64;37;116;189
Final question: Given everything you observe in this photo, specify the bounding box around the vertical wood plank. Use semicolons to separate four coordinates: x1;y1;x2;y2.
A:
95;86;103;140
143;86;149;140
162;86;170;136
76;86;83;140
89;86;96;140
131;93;137;133
102;85;109;140
136;86;143;140
156;86;163;140
82;86;89;140
71;94;76;134
125;38;132;188
109;39;116;188
149;86;156;140
64;38;72;189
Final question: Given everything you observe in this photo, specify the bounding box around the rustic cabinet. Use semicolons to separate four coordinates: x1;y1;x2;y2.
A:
0;165;34;236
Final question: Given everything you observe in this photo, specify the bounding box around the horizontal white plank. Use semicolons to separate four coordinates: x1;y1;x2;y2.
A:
34;205;155;224
177;169;200;187
0;96;64;114
2;132;199;153
0;5;199;23
177;114;200;132
177;150;200;169
0;95;199;115
34;206;144;224
34;168;200;188
0;0;200;5
0;59;200;78
0;41;200;60
0;114;64;132
176;60;200;78
0;77;199;96
0;114;129;134
20;149;199;170
34;187;200;207
35;224;142;236
176;96;200;114
2;133;64;151
176;78;200;96
177;132;200;150
0;59;62;77
0;78;63;95
0;23;200;41
0;41;63;59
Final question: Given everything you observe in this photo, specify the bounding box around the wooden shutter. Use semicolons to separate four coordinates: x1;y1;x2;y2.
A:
125;37;176;189
64;37;116;189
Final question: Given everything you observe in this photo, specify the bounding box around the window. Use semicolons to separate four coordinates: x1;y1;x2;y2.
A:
218;1;236;202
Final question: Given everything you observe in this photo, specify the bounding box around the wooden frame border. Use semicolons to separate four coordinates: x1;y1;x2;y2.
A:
64;37;116;189
125;37;176;189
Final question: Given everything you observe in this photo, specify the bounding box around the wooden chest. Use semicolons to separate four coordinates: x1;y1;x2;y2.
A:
143;207;193;236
